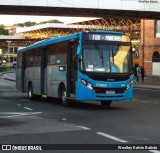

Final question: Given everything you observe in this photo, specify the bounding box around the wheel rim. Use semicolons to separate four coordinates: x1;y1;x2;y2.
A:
28;86;32;98
62;91;67;104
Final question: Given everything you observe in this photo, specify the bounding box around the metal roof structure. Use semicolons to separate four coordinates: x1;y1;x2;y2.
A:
0;18;140;48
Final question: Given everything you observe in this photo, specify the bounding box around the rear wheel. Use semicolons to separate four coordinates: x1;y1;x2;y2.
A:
60;86;71;107
101;101;112;107
28;83;35;100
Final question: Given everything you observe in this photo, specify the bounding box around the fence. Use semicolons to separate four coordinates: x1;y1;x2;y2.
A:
0;67;16;73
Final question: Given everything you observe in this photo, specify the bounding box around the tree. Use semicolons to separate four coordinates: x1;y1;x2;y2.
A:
23;21;37;27
39;19;64;24
13;23;24;27
0;24;9;35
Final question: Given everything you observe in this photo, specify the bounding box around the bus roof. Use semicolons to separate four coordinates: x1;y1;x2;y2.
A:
17;30;125;53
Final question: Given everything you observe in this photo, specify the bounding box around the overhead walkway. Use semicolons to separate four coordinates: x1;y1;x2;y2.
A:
0;0;160;19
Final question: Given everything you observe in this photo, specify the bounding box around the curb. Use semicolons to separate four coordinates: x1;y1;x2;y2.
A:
4;77;16;82
134;85;160;90
2;73;16;82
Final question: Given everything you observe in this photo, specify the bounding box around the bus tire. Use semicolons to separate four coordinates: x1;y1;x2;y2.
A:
28;83;35;100
101;101;112;107
60;87;71;107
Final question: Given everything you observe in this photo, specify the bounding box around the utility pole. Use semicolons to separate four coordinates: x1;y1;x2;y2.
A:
7;41;12;71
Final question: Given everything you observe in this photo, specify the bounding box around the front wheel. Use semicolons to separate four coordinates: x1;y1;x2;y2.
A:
101;101;112;107
60;87;71;107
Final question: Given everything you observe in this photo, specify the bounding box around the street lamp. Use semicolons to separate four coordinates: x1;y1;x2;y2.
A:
0;49;2;66
7;41;12;70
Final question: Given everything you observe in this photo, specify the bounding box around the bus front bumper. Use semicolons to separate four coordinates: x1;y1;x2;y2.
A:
76;82;133;101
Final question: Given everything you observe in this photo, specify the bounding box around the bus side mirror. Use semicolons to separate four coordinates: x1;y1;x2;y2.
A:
77;45;81;56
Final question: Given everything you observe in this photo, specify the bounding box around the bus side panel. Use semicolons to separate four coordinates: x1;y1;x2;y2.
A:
47;65;66;98
34;67;41;95
47;65;57;98
26;67;41;95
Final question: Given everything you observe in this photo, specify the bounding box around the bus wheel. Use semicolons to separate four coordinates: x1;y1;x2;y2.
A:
28;83;35;100
101;101;112;107
60;87;70;107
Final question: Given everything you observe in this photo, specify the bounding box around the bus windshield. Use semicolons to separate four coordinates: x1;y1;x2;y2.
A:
81;43;132;73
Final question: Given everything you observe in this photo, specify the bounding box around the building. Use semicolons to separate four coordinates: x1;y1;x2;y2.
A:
139;20;160;77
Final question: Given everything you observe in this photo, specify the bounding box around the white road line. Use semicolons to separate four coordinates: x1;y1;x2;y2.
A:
0;89;17;91
24;107;33;111
0;112;41;118
96;132;128;143
149;150;160;153
76;126;91;130
17;104;21;106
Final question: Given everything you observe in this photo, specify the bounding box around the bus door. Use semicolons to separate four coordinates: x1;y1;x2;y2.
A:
41;48;47;96
22;53;27;92
67;43;77;98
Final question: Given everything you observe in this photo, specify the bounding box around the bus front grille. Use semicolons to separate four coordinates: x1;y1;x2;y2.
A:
94;87;126;94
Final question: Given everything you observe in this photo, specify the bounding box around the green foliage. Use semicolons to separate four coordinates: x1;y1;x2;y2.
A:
0;67;16;72
39;19;64;24
23;21;37;27
1;47;7;54
11;19;64;27
13;23;24;27
0;24;9;35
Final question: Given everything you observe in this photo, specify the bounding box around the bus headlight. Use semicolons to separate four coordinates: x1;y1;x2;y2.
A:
81;79;87;85
87;82;93;90
126;80;133;90
81;79;93;90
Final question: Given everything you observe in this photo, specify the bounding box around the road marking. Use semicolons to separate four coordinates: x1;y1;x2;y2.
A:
96;132;128;143
17;104;21;106
76;126;91;130
24;107;33;111
0;112;41;118
0;89;17;91
149;150;160;153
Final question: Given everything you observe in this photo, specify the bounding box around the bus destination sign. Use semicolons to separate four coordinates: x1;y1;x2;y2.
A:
89;34;122;41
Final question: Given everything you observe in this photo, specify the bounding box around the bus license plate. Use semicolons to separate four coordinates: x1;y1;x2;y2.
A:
106;90;115;94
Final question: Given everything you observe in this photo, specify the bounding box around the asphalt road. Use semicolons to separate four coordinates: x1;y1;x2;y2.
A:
0;76;160;153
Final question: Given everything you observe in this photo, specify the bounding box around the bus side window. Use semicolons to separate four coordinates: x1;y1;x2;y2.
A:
27;50;34;67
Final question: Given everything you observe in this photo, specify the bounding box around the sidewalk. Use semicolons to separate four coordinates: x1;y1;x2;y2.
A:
134;78;160;90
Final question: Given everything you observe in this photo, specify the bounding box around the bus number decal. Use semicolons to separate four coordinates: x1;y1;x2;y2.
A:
92;35;101;40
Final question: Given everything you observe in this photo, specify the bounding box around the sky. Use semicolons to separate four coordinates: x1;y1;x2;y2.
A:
0;15;96;26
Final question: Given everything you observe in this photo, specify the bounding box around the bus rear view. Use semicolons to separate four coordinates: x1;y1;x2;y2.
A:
76;31;134;106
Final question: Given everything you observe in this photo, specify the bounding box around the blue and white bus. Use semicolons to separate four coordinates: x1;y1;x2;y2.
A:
16;31;134;106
